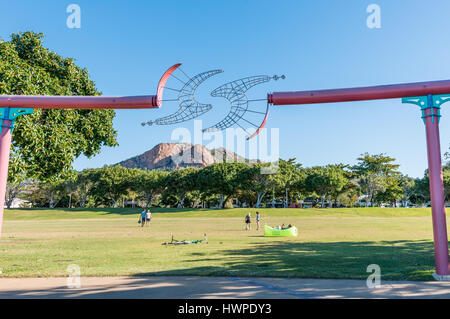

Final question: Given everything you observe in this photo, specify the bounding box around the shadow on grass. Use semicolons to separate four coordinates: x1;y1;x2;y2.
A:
138;240;436;281
0;240;447;299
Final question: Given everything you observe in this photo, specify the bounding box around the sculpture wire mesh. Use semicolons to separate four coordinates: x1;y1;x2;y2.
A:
143;69;223;126
142;66;285;138
203;75;272;133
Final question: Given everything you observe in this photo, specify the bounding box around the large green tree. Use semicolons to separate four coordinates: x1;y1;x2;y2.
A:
270;159;304;207
305;165;347;208
197;162;250;208
135;170;169;208
164;168;199;208
353;153;402;206
0;31;117;182
248;163;275;208
90;165;138;207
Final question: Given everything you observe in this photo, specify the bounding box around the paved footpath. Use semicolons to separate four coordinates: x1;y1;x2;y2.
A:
0;276;450;298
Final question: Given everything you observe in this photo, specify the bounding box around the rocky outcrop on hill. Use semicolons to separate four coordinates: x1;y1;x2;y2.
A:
117;143;250;170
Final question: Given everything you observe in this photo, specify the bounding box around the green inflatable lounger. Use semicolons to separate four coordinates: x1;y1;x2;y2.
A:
264;225;298;237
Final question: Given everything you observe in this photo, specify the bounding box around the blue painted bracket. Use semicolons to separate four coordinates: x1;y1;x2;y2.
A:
402;94;450;124
0;107;34;134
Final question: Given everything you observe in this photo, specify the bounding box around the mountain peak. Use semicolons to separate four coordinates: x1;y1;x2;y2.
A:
117;143;248;170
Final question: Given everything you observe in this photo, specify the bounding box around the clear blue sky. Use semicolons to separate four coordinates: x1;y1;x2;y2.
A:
1;0;450;178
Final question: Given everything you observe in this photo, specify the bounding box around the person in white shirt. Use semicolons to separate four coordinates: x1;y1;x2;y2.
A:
146;210;152;227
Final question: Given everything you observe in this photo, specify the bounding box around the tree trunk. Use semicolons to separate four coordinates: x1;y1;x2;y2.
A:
285;188;288;208
255;191;266;208
223;195;233;208
80;194;87;208
49;192;54;208
192;198;201;208
218;194;224;209
145;192;153;208
177;193;186;208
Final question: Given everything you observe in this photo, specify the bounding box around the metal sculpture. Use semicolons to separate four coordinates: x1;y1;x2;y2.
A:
0;60;450;280
262;79;450;280
141;71;285;140
203;75;281;136
142;69;223;126
0;62;181;238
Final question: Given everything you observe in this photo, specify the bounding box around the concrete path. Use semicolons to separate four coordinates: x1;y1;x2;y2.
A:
0;276;449;298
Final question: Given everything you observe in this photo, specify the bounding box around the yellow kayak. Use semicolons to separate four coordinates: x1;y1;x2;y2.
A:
264;225;298;237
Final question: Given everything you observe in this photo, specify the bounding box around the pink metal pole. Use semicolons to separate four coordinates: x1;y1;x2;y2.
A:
0;119;12;239
0;63;182;110
423;98;449;275
268;79;450;105
0;95;159;109
0;63;181;238
266;82;450;277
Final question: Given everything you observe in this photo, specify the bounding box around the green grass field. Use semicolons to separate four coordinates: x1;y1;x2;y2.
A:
0;207;443;281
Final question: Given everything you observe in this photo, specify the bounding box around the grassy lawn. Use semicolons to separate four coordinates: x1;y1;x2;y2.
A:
0;207;442;281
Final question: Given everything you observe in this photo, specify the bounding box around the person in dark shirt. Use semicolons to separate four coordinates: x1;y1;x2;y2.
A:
245;213;251;231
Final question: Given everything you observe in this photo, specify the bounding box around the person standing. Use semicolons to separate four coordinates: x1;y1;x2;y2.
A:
140;210;147;227
146;209;152;227
256;211;261;230
245;213;251;231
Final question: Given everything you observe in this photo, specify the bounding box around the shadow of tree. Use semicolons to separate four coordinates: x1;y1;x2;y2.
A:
0;241;447;299
138;240;436;281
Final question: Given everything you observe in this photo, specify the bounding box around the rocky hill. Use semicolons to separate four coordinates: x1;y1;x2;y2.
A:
117;143;251;170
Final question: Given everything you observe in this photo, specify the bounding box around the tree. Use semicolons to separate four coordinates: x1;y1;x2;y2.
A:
5;179;28;208
270;159;304;207
353;153;401;206
408;177;429;205
0;31;117;182
91;166;136;207
248;163;274;208
399;175;416;206
357;174;386;206
164;168;199;208
197;162;250;208
353;153;400;176
136;170;169;208
305;165;347;208
5;152;30;208
74;169;99;208
374;177;403;206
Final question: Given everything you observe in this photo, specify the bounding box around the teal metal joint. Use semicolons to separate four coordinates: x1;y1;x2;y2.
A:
0;107;34;134
402;94;450;124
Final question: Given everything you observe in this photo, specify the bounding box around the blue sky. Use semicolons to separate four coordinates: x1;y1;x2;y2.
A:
1;0;450;177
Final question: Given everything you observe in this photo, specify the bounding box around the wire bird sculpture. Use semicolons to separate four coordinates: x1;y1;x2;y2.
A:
141;66;285;139
142;69;223;126
203;75;284;137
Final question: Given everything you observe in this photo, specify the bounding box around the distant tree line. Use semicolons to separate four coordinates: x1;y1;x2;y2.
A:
6;153;446;209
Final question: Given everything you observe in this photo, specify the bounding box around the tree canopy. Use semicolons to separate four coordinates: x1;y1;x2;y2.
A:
0;31;117;182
